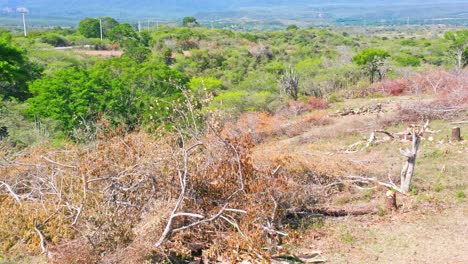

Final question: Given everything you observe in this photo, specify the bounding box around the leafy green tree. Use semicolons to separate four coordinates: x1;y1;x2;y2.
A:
122;41;151;63
101;17;120;37
139;30;152;47
182;16;199;27
444;30;468;70
27;67;99;130
286;25;299;31
26;56;188;133
353;48;389;83
108;23;138;45
78;18;100;38
107;23;151;62
0;30;40;100
91;58;188;128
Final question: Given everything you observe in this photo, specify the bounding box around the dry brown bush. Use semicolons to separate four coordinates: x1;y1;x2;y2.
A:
282;97;330;117
1;113;336;262
366;79;410;96
360;69;467;121
223;111;286;143
283;111;331;138
398;70;468;121
223;110;332;143
308;97;330;110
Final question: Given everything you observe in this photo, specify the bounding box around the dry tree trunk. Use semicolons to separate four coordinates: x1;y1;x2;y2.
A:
399;120;431;193
400;131;420;193
451;127;462;142
385;190;397;212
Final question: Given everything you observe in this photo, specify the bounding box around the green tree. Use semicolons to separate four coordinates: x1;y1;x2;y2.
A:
0;30;40;100
107;24;149;62
108;23;138;45
444;30;468;70
286;25;299;31
78;18;100;38
139;30;152;47
26;57;188;133
27;67;99;130
353;48;389;83
122;42;151;63
182;16;199;27
101;17;120;37
91;58;188;128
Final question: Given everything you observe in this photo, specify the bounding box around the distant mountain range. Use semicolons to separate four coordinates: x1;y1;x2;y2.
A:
1;0;468;26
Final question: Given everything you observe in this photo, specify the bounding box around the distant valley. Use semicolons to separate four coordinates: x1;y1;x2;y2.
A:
1;0;468;28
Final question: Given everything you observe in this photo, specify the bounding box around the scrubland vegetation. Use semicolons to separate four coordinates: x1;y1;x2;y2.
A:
1;17;467;263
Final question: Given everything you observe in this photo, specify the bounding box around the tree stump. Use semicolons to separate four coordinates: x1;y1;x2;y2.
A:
451;127;462;142
385;190;397;212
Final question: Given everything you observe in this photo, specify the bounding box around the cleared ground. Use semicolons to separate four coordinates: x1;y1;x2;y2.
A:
253;95;467;263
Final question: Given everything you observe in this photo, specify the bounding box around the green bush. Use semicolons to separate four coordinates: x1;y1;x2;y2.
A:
26;57;188;134
394;54;421;67
188;76;223;93
40;33;69;47
0;101;60;147
400;39;418;46
0;31;41;101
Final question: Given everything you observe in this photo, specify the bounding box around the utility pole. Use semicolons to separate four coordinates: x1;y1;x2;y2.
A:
138;20;141;32
21;12;27;36
99;18;103;40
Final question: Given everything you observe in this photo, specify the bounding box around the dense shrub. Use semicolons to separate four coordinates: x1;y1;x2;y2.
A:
0;31;41;100
394;54;421;67
40;34;69;47
26;57;188;135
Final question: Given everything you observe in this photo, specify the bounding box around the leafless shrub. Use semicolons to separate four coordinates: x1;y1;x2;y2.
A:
1;111;332;262
399;70;468;121
248;43;272;61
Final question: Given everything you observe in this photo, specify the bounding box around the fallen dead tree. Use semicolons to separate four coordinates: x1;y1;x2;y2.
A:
343;121;431;194
334;103;384;117
344;120;435;152
286;206;377;218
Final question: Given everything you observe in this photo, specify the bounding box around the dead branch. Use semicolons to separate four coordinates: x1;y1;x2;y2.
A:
0;181;21;203
34;222;47;254
345;175;403;193
42;156;77;169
